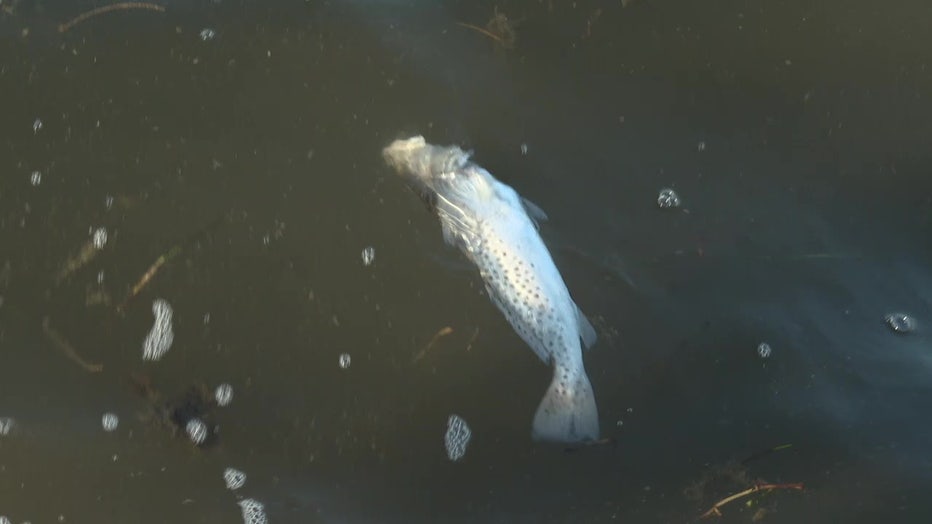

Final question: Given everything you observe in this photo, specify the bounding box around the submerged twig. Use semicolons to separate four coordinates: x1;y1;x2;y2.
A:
42;316;103;373
58;2;165;33
456;6;518;50
455;22;506;45
700;482;804;519
118;245;181;312
412;326;454;363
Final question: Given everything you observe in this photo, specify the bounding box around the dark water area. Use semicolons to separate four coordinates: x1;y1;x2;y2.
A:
1;0;931;522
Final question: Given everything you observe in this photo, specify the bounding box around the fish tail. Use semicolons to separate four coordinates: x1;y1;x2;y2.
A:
531;367;599;443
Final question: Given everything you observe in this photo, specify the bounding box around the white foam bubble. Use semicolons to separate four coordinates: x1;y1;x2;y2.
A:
444;414;471;461
142;299;174;361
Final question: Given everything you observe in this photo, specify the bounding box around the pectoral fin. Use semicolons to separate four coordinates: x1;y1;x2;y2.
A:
575;304;598;350
521;197;549;228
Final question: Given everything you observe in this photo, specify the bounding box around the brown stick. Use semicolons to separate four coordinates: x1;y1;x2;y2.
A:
59;2;166;33
412;326;454;363
42;316;103;373
700;482;804;519
455;22;506;45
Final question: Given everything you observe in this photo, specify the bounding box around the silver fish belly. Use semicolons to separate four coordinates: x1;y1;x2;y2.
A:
383;135;600;443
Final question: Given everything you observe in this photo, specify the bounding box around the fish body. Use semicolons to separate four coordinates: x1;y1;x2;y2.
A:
383;136;599;443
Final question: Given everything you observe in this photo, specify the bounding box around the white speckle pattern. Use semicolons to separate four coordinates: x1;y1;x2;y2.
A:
102;412;119;432
186;418;207;445
142;299;174;361
657;188;681;209
444;414;471;461
0;417;14;436
92;227;108;249
199;28;216;41
338;352;351;369
885;312;917;334
215;383;234;406
361;246;375;266
757;342;772;359
238;499;268;524
223;467;246;490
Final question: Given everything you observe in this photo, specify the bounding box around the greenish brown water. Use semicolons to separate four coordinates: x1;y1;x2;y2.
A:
1;0;931;522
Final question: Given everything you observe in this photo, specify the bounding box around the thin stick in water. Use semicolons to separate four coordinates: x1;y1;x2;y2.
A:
700;482;804;519
59;2;166;33
42;316;103;373
412;326;454;363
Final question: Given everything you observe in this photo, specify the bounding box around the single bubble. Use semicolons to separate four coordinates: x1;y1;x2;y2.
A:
361;246;375;266
215;383;234;406
199;28;216;41
92;227;108;249
338;352;351;369
884;312;917;334
0;417;15;436
520;143;528;155
757;342;772;359
657;188;681;209
186;418;208;445
223;467;246;490
102;412;119;432
238;499;268;524
444;414;471;461
29;170;41;186
32;118;43;134
142;299;174;361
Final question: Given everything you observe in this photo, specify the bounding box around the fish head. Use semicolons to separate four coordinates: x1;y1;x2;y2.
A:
383;136;492;212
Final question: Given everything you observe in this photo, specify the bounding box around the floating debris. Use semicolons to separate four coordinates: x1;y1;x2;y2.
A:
223;467;246;490
199;28;216;41
698;141;707;152
238;499;268;524
361;246;375;266
29;170;41;186
657;188;681;209
757;342;772;359
412;326;454;363
119;246;181;311
214;383;233;407
129;375;220;446
102;412;119;432
142;299;174;361
520;143;528;155
338;352;352;369
186;418;207;445
54;227;110;284
43;316;103;372
444;414;471;461
0;515;10;524
884;312;917;334
58;2;167;33
700;482;804;519
456;6;517;50
0;417;14;436
104;194;115;210
32;118;43;134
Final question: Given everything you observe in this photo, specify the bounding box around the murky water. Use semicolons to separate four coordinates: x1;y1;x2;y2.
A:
1;0;931;522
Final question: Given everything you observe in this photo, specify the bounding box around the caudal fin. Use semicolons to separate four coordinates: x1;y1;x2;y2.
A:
531;369;599;443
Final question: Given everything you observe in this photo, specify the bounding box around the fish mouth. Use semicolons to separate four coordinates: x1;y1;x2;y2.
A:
382;135;428;176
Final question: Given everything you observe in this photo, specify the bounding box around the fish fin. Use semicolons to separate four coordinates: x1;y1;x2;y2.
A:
521;197;549;228
532;369;599;443
575;304;598;350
